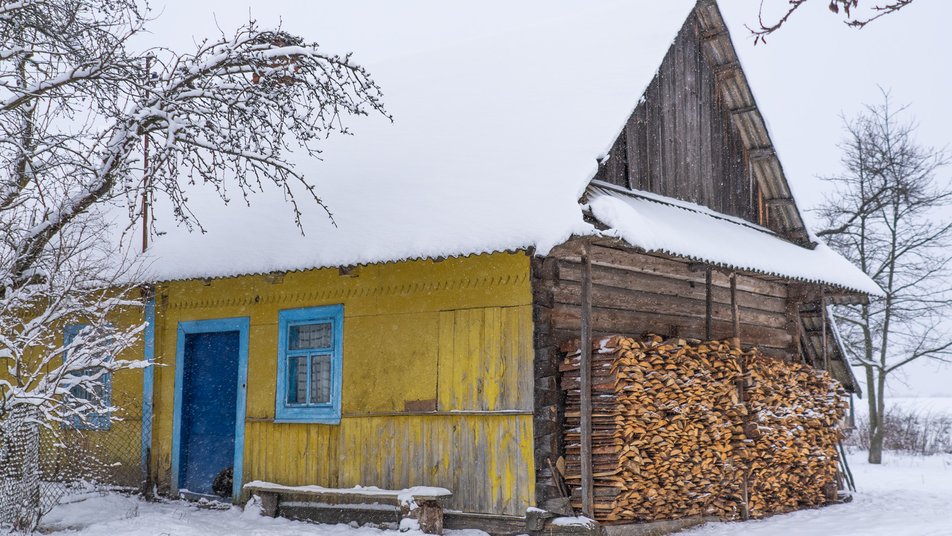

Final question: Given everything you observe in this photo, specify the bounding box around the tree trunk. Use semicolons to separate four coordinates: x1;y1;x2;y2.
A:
868;370;888;464
864;365;882;463
868;421;884;464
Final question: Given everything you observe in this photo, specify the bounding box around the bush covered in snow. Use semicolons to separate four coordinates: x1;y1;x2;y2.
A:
846;406;952;455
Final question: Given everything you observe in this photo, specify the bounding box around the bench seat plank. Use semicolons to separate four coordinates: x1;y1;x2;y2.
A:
244;481;451;504
243;481;452;534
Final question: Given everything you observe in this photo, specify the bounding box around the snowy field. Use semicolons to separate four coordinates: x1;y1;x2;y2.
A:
852;396;952;418
34;450;952;536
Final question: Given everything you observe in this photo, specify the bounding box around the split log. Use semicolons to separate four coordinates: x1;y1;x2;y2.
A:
560;335;846;523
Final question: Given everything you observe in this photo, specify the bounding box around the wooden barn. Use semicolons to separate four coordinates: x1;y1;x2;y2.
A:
107;0;883;533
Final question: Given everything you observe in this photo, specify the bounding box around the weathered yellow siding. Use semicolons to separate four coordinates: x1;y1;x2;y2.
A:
244;414;534;515
37;303;145;487
150;252;536;515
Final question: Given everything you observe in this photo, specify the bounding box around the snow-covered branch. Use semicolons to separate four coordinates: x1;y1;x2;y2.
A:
0;1;387;528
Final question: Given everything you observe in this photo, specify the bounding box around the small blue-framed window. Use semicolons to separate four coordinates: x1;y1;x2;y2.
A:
275;305;343;423
63;324;112;430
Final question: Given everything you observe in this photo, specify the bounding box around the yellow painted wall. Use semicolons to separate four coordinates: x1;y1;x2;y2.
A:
34;302;145;487
150;252;536;515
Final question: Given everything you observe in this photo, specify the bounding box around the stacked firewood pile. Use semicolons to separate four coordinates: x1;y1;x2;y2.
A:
560;335;846;523
744;353;847;515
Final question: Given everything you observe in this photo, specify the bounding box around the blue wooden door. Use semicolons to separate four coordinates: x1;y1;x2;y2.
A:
179;331;239;496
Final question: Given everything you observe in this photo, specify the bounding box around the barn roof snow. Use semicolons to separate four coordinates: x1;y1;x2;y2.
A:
585;184;882;296
128;0;879;297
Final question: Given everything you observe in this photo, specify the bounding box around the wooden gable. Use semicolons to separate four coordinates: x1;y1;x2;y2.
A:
593;0;810;244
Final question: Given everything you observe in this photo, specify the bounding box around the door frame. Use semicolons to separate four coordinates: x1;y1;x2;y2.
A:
171;317;250;501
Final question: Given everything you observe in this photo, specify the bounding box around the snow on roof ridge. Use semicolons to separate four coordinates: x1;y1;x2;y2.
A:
587;181;782;238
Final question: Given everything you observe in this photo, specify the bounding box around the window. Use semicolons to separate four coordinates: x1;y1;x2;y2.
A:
275;305;343;423
63;324;111;430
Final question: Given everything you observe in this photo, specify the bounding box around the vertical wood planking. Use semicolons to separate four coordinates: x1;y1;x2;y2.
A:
694;19;713;206
683;20;700;204
626;106;645;191
437;306;533;412
243;414;535;515
672;25;687;201
601;12;759;224
647;76;663;194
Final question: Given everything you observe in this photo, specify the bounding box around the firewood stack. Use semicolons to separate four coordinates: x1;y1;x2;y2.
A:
560;335;846;523
744;354;848;516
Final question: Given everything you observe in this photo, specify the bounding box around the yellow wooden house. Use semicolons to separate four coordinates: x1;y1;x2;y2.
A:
80;0;881;529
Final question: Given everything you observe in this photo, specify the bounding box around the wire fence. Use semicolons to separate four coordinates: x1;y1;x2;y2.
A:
1;388;149;530
0;405;41;531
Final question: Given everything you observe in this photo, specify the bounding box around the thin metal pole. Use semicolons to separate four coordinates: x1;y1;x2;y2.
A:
141;55;152;253
580;242;594;516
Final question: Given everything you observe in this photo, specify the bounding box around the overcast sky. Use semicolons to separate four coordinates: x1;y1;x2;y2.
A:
145;0;952;397
717;1;952;398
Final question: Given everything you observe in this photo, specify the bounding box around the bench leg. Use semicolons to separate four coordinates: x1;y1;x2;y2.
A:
417;500;444;535
258;492;279;518
400;499;444;535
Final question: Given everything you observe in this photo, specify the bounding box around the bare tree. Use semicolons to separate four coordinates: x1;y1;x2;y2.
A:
0;0;387;530
816;90;951;464
751;0;916;43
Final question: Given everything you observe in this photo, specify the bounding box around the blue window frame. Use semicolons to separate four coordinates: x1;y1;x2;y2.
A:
63;324;111;430
275;305;343;423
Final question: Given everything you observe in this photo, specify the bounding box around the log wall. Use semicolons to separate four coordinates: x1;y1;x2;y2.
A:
532;239;801;507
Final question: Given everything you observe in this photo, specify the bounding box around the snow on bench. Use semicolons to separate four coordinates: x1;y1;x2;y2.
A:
243;481;452;534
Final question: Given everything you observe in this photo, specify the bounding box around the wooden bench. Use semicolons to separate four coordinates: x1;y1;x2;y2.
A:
244;481;452;534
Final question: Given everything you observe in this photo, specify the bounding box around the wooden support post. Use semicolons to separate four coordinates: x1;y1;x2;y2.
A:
579;242;594;517
794;307;805;364
731;271;750;519
705;268;713;340
821;288;829;371
730;272;740;346
737;338;750;521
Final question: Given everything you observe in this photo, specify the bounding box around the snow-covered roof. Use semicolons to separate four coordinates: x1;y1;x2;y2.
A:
135;1;696;281
130;0;879;297
586;184;882;296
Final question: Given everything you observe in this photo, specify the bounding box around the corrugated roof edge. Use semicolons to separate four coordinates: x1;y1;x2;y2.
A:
583;184;884;298
586;180;782;239
138;248;536;285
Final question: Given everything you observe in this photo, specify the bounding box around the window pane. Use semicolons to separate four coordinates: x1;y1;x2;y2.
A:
310;354;332;404
287;355;308;405
70;367;102;401
289;322;332;350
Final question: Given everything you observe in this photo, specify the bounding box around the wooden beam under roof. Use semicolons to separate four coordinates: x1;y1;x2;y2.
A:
692;0;812;246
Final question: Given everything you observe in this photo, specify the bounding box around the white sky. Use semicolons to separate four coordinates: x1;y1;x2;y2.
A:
717;1;952;398
144;0;952;397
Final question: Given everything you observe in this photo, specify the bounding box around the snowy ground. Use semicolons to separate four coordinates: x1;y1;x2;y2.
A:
38;493;489;536
35;451;952;536
681;450;952;536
